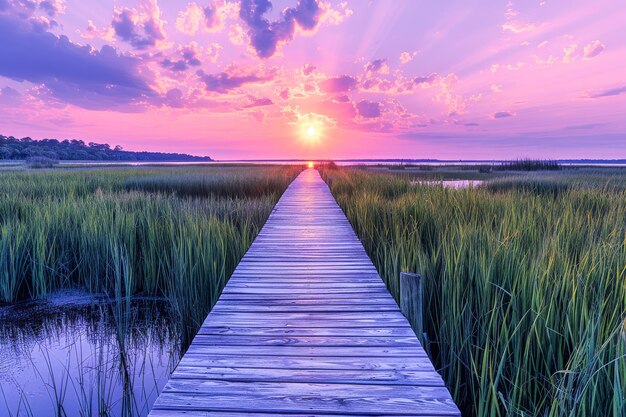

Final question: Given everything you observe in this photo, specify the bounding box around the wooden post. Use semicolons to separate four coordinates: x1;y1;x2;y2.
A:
400;272;424;343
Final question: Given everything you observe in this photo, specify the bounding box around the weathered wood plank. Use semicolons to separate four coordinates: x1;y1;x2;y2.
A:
208;312;407;320
196;326;417;338
221;287;391;295
216;292;395;301
149;412;450;417
184;345;428;358
199;318;409;328
212;296;399;305
155;380;460;415
170;366;444;386
212;303;397;312
190;334;422;347
149;169;460;416
178;353;438;371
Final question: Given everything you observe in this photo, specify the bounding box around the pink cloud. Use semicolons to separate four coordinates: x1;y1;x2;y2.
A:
302;64;316;76
399;51;416;64
82;19;115;41
279;88;290;100
311;96;356;121
318;0;352;25
583;40;605;59
502;21;536;34
175;2;205;35
175;1;234;35
563;43;578;63
243;96;273;108
319;75;357;93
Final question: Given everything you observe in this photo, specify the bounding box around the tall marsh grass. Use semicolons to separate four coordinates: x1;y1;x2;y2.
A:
496;158;561;171
320;167;626;417
0;165;301;343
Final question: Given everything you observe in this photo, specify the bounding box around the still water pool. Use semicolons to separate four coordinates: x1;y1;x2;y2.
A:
0;291;180;417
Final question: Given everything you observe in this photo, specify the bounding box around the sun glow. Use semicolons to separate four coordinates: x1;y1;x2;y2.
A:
297;113;329;145
302;124;320;143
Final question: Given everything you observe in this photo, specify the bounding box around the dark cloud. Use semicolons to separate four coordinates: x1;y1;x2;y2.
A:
279;88;290;100
361;79;377;90
161;44;202;72
493;111;514;119
163;88;184;108
203;4;219;28
39;0;62;17
589;86;626;98
319;75;357;93
464;122;480;127
239;0;322;58
365;58;387;74
414;73;439;85
1;0;35;16
161;58;188;72
180;44;201;66
356;100;381;118
2;0;62;27
112;10;138;43
0;13;156;109
0;86;20;98
565;123;604;130
243;97;273;108
302;64;316;75
361;78;395;92
0;86;21;105
197;69;272;93
29;15;56;32
112;6;165;50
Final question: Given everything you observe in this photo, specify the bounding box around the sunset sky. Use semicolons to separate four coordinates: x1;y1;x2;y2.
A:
0;0;625;159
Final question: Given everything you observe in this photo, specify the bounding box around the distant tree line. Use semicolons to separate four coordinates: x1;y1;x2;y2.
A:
0;134;212;162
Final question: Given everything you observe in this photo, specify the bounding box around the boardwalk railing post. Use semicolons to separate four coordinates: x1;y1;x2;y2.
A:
400;272;424;345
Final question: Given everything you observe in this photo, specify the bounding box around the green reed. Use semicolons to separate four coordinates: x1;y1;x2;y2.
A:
0;165;301;344
320;167;626;417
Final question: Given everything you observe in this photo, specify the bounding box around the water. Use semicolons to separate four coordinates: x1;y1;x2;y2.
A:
0;291;180;417
49;160;626;167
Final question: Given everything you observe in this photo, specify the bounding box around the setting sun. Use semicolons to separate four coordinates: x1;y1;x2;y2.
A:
296;113;330;146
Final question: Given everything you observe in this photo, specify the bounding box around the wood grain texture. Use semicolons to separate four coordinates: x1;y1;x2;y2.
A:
149;169;460;416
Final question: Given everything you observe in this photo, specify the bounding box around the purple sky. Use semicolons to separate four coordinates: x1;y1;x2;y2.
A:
0;0;625;159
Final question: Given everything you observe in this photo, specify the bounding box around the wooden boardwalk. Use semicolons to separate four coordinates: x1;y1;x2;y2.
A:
149;169;460;416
